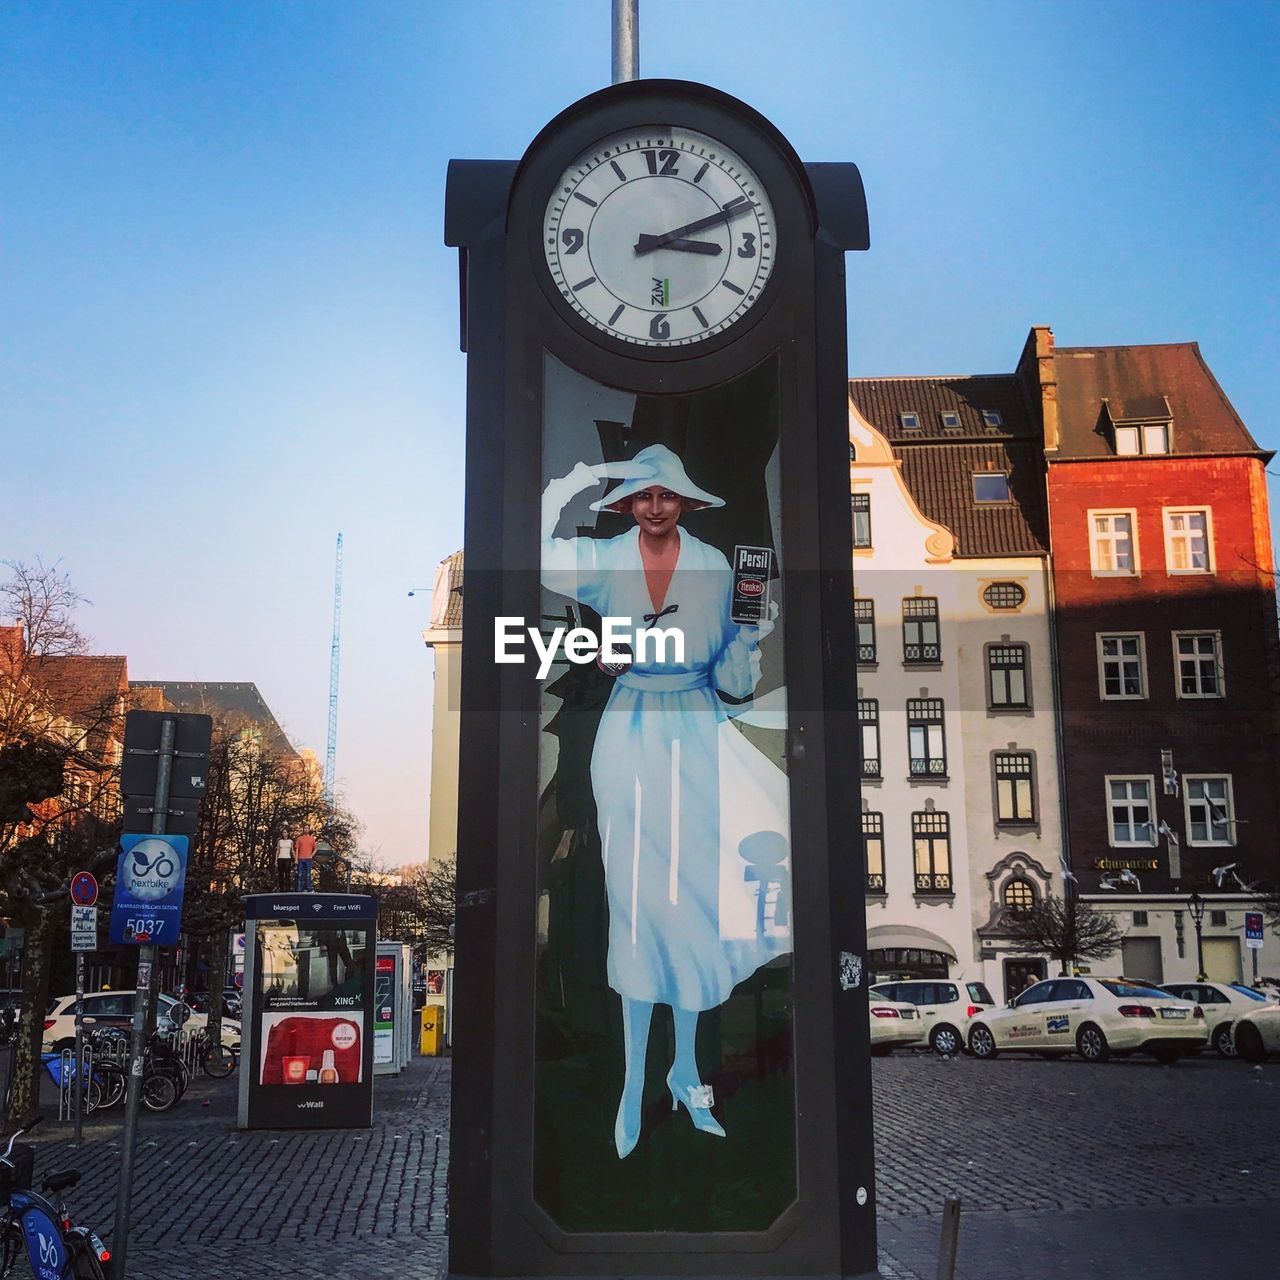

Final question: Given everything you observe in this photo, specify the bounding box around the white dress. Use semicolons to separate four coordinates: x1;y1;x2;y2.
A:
542;473;792;1012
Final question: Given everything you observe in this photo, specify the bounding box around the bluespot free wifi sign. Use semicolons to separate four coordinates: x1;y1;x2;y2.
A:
108;833;189;945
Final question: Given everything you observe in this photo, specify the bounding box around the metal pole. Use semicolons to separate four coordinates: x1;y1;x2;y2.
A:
1195;920;1205;981
611;0;638;83
112;716;174;1280
73;951;85;1142
936;1195;961;1280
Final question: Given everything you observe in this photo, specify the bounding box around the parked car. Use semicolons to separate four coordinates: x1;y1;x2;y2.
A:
966;976;1207;1063
1159;981;1274;1057
868;979;996;1056
868;997;926;1056
42;991;240;1052
1229;1002;1280;1062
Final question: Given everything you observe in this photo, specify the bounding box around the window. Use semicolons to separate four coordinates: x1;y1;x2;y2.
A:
1114;422;1170;456
1107;777;1156;846
1089;511;1138;575
912;811;952;893
902;597;940;663
851;492;872;549
1132;910;1149;927
1164;508;1212;573
854;598;876;663
1002;878;1036;914
988;644;1029;707
863;812;884;892
1210;910;1227;928
972;473;1011;503
940;410;961;430
994;752;1035;823
1097;633;1146;699
1174;631;1223;698
983;581;1026;611
1185;776;1234;846
858;699;880;778
899;411;920;430
981;409;1003;428
907;698;947;777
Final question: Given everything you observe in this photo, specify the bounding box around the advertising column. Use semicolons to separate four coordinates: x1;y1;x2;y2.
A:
373;944;398;1075
238;893;377;1129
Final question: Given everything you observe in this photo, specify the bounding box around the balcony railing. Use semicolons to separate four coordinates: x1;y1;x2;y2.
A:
915;872;952;893
904;643;941;664
862;757;881;778
866;872;885;892
858;643;876;663
909;757;947;777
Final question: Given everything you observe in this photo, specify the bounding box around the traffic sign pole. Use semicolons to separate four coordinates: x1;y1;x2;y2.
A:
73;950;85;1143
112;716;174;1280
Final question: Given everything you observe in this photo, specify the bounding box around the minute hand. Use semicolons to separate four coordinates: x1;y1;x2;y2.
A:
635;198;752;254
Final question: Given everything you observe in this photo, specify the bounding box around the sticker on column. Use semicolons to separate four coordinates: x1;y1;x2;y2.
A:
838;952;862;991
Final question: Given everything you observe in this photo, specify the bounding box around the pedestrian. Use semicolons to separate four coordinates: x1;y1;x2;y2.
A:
276;829;295;892
294;830;318;892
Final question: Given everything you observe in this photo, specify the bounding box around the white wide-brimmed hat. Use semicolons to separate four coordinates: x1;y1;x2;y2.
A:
590;443;725;512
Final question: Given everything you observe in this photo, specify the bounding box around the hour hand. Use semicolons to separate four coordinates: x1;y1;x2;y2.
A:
633;235;723;255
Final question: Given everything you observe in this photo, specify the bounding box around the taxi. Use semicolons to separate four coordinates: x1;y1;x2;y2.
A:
1230;1003;1280;1062
1159;981;1274;1057
966;976;1207;1064
868;996;926;1056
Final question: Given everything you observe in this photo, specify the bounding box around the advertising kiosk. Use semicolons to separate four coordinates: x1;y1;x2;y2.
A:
237;893;378;1129
374;941;413;1075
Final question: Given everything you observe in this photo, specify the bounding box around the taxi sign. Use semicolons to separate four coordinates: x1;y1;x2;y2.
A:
1245;911;1264;950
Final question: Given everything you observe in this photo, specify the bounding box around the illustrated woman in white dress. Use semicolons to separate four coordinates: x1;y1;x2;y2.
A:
542;444;791;1159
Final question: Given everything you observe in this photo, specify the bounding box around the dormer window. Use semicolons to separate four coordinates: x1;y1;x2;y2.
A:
940;410;961;430
981;409;1003;428
973;473;1011;503
1115;423;1170;456
899;411;920;430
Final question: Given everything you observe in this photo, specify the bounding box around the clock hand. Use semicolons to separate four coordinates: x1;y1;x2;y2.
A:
633;235;723;255
633;197;752;254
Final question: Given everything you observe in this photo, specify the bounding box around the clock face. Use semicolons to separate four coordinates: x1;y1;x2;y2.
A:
542;125;776;348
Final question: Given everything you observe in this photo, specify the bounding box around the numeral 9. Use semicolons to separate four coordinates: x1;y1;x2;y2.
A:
561;228;584;255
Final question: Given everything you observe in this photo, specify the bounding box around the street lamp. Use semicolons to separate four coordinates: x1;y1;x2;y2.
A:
1187;890;1207;981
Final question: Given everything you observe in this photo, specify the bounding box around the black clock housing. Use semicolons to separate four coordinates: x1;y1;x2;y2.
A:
445;78;875;1280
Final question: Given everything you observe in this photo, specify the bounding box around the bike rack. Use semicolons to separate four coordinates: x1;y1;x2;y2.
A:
56;1043;94;1123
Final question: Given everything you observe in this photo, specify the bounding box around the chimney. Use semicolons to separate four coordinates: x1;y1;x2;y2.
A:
1017;325;1059;452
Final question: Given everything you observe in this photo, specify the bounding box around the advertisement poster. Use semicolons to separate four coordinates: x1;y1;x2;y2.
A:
239;896;377;1130
373;953;396;1067
534;354;794;1232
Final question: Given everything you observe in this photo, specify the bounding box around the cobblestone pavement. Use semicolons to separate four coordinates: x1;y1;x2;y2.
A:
10;1048;1278;1278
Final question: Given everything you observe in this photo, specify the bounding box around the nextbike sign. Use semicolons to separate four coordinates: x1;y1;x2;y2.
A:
109;833;189;945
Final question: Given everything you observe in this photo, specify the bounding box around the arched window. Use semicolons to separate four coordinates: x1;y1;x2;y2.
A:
1002;877;1037;915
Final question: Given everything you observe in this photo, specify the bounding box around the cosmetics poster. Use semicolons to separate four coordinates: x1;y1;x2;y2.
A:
533;353;795;1232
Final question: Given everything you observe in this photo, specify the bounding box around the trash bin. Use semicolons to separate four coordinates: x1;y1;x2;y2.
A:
420;1006;442;1056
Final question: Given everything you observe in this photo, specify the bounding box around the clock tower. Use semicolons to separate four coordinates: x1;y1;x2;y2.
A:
445;79;876;1279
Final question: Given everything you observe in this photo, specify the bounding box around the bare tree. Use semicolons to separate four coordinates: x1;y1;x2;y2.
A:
0;561;122;1129
1004;894;1125;977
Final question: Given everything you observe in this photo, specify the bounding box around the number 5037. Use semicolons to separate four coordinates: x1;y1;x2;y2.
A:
129;919;165;939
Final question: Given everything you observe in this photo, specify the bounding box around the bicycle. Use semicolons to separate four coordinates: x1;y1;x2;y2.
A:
0;1122;110;1279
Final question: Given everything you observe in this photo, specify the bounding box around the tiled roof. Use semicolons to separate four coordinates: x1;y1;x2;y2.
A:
849;377;1048;557
897;441;1049;557
848;374;1036;441
431;550;464;629
128;681;295;755
1054;343;1266;459
28;656;128;725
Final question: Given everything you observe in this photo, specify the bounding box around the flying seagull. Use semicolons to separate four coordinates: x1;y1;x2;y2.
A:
1099;873;1120;890
1211;862;1237;888
1117;868;1142;891
1058;856;1078;884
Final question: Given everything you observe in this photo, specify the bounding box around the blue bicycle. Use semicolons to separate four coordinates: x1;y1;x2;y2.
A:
0;1122;110;1278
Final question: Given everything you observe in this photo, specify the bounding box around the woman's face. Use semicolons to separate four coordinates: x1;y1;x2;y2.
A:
630;486;684;537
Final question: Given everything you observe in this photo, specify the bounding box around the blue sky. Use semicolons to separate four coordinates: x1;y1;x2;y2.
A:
3;1;1276;864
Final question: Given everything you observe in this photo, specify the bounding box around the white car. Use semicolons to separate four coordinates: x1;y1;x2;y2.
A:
868;979;996;1057
43;991;240;1052
967;976;1207;1064
1229;1003;1280;1062
868;997;926;1056
1159;981;1274;1057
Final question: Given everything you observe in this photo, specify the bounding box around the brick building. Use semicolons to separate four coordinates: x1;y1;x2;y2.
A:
1018;329;1280;984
